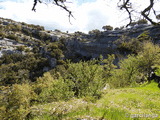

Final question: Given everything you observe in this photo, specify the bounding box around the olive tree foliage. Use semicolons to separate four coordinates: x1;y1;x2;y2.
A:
32;0;160;26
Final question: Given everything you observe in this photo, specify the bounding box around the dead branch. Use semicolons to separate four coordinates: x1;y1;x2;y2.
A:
118;0;133;27
141;0;157;25
32;0;74;24
53;1;75;24
119;0;159;26
32;0;41;11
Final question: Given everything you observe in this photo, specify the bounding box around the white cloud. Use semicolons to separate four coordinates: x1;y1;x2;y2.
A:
0;0;159;33
0;0;120;33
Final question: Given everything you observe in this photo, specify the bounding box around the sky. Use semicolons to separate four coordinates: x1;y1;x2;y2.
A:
0;0;160;33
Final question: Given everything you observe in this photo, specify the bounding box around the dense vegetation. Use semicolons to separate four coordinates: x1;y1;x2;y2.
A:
0;19;160;119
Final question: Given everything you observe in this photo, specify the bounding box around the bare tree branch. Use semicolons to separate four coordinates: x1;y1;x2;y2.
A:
118;0;159;26
32;0;41;11
53;1;75;24
118;0;133;27
141;0;157;25
32;0;75;24
32;0;160;26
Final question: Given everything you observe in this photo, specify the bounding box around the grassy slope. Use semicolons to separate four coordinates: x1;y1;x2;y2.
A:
31;82;160;120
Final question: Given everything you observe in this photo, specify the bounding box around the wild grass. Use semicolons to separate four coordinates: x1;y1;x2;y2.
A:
31;82;160;120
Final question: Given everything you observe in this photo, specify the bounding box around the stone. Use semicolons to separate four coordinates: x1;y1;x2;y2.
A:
49;58;57;68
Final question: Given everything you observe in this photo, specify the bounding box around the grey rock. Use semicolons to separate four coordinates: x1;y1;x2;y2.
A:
49;58;57;68
64;25;160;60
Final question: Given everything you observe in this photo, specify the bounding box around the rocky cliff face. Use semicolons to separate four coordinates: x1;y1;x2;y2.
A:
1;17;160;61
64;24;160;59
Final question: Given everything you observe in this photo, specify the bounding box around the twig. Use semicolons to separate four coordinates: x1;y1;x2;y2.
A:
32;0;75;24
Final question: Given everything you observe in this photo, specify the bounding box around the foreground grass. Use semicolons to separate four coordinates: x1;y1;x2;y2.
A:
31;82;160;120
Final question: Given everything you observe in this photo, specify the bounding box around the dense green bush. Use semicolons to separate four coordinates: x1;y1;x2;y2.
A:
0;54;49;85
34;72;74;102
33;58;115;102
109;42;160;88
47;42;65;60
50;49;63;59
115;31;151;54
63;60;107;98
0;84;35;120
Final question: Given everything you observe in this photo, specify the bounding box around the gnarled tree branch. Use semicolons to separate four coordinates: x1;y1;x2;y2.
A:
32;0;159;26
118;0;133;27
32;0;41;11
141;0;157;25
118;0;159;26
32;0;74;24
53;0;75;24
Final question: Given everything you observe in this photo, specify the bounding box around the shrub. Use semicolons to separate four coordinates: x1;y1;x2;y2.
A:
34;72;74;102
109;42;160;88
114;27;120;30
7;34;19;40
64;60;107;98
0;32;6;38
88;29;101;35
48;42;59;49
137;42;160;74
115;31;151;54
137;31;151;42
6;24;22;31
54;29;61;32
115;35;139;53
101;54;117;76
137;19;148;25
16;46;25;51
22;28;32;36
102;25;113;31
50;49;63;59
0;54;49;85
0;84;35;120
129;19;148;27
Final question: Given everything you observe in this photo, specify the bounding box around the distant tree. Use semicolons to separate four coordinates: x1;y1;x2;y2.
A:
54;29;61;32
88;29;101;35
114;27;120;30
129;21;137;27
137;19;148;25
129;19;148;27
102;25;113;31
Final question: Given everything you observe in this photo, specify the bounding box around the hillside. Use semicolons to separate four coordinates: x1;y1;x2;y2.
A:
0;17;160;120
1;17;160;60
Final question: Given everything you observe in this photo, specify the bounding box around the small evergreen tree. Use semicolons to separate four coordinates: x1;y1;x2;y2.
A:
102;25;113;31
